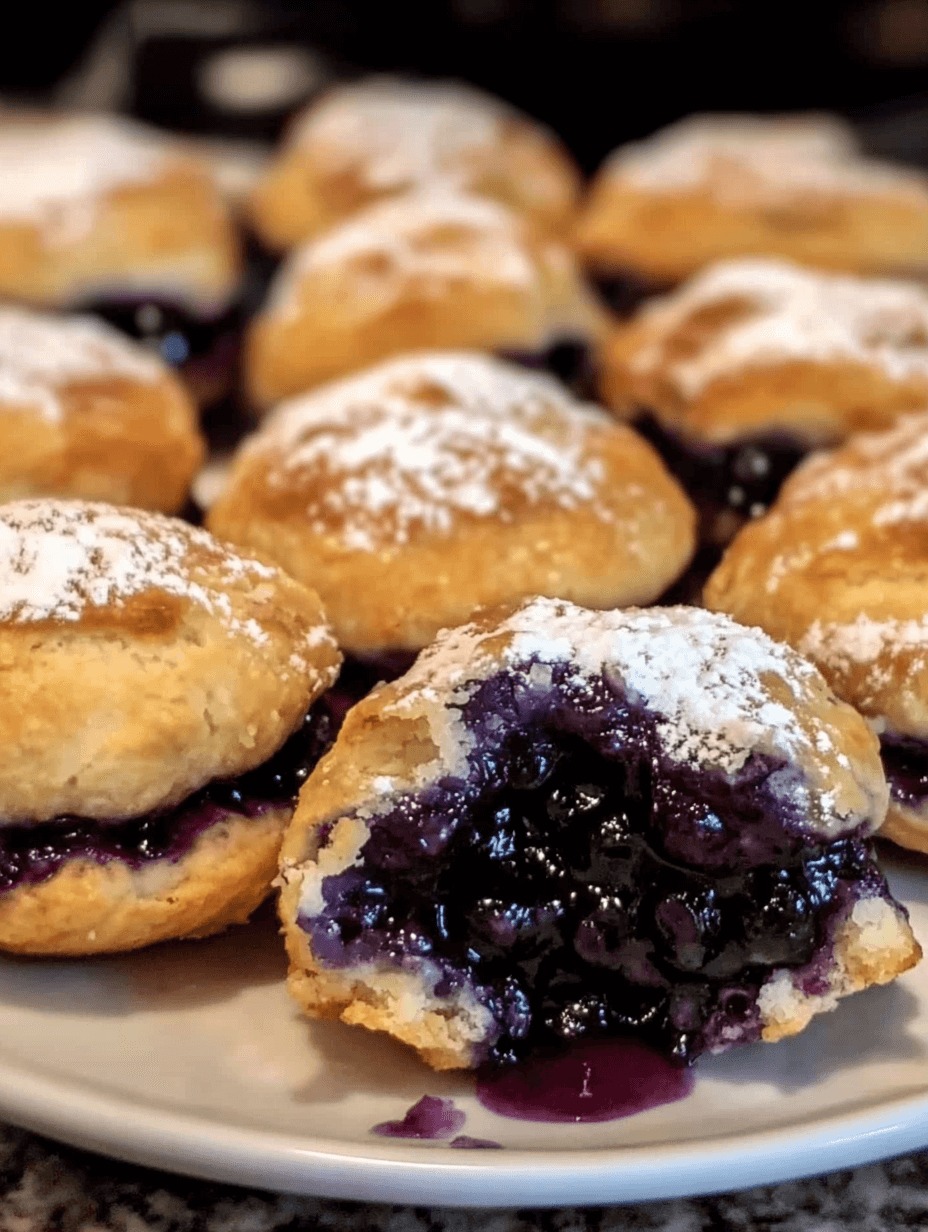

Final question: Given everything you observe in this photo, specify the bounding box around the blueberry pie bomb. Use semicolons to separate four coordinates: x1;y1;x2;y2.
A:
0;306;203;511
209;351;695;711
0;113;241;406
0;499;340;955
574;113;928;314
602;258;928;547
248;76;581;252
278;598;919;1070
706;412;928;858
245;191;607;409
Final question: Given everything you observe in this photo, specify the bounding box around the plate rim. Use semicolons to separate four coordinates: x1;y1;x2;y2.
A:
1;1052;928;1207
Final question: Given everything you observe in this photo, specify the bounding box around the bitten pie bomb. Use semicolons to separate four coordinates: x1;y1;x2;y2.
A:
0;500;340;956
0;306;204;512
279;599;917;1071
601;258;928;547
248;75;582;251
244;190;607;409
574;113;928;314
706;413;928;857
208;351;696;702
0;113;243;405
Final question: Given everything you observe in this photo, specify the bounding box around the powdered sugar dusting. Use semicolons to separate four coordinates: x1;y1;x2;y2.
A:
0;500;319;658
0;115;169;240
607;112;928;204
269;190;537;318
289;76;508;192
786;412;928;514
247;352;611;551
799;615;928;709
403;598;850;791
632;258;928;398
0;307;163;422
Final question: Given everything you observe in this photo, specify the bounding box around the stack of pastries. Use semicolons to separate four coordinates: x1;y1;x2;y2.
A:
0;79;926;1083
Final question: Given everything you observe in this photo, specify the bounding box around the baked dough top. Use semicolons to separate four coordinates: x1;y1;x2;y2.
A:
0;307;163;421
618;258;928;401
601;113;927;206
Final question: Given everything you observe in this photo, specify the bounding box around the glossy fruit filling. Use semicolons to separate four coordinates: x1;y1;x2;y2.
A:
635;412;809;545
0;703;333;893
498;339;597;399
881;737;928;810
77;296;242;404
304;668;891;1067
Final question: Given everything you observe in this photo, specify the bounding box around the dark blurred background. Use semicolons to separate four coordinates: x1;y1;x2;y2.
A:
3;0;927;166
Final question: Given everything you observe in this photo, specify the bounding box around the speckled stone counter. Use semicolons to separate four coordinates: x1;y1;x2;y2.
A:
3;1126;928;1232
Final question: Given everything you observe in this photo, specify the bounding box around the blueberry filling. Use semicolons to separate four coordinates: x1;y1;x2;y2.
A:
880;737;928;810
76;296;243;395
304;666;891;1068
497;339;597;399
635;412;809;545
592;270;675;317
0;703;333;894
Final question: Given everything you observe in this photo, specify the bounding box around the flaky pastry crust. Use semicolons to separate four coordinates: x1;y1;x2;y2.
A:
601;259;928;446
279;599;909;1068
0;114;240;312
0;500;340;823
574;113;928;284
248;76;581;251
0;807;290;956
0;308;203;511
706;413;928;743
244;191;607;409
209;353;696;652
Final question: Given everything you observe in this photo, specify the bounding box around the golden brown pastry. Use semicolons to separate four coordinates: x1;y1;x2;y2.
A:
209;350;696;659
248;75;581;251
0;499;340;955
574;113;928;311
279;597;917;1070
0;113;243;405
706;413;928;854
602;257;928;545
0;306;204;511
244;190;608;409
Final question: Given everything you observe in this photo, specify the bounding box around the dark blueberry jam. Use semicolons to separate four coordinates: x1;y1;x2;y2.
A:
476;1037;694;1122
372;1095;466;1140
881;737;928;809
304;666;890;1069
498;339;597;400
0;703;333;894
79;297;241;371
635;411;809;546
321;650;418;732
592;270;675;318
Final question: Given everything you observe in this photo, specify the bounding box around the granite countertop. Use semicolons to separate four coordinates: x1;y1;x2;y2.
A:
3;1127;928;1232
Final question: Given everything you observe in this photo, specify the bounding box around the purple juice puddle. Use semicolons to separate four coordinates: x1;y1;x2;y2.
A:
372;1095;466;1140
476;1038;694;1124
449;1135;503;1149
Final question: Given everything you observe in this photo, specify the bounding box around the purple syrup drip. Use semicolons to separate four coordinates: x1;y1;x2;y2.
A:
881;737;928;808
449;1135;503;1149
372;1095;466;1140
476;1038;694;1124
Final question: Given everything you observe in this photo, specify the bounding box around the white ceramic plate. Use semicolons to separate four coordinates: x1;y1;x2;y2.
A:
0;850;927;1208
